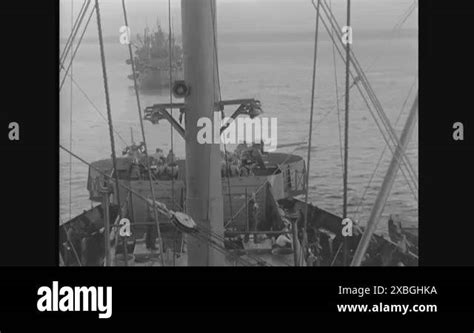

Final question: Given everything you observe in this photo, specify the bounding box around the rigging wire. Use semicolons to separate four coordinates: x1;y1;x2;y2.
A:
145;196;276;266
168;0;176;211
60;0;91;66
393;0;417;31
317;0;419;187
95;0;127;265
364;0;417;74
334;0;418;212
329;0;344;177
327;12;417;208
64;72;128;146
60;4;96;91
201;0;225;260
329;54;419;207
69;0;74;221
60;0;87;64
318;0;419;203
351;93;418;266
342;0;351;266
62;0;81;267
210;0;234;227
121;0;165;266
312;1;418;200
302;0;321;265
354;79;418;220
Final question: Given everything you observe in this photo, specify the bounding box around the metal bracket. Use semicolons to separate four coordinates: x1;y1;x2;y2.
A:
144;104;186;139
143;98;263;138
219;99;263;134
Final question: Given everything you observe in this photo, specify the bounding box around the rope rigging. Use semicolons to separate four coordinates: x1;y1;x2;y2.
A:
318;2;418;205
364;0;417;74
95;0;128;265
60;2;96;91
64;73;129;146
69;0;74;222
334;0;418;202
354;79;418;221
60;0;91;66
311;0;418;200
393;0;417;31
298;0;418;265
351;92;418;266
168;0;176;212
316;0;419;188
210;0;234;226
121;0;165;266
302;0;321;266
342;0;351;266
329;0;344;179
65;0;79;262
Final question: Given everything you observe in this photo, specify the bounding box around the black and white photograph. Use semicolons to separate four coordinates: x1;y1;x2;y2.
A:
4;0;474;326
59;0;418;267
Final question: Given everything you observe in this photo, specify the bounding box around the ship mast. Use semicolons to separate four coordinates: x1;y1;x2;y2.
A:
181;0;224;266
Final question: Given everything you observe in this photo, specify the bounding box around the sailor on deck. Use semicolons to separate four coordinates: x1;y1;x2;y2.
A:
166;149;176;165
153;148;166;164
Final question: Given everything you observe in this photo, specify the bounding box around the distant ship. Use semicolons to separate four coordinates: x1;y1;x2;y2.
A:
127;23;184;90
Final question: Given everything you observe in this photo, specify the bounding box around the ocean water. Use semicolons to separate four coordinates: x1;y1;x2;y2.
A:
60;30;418;234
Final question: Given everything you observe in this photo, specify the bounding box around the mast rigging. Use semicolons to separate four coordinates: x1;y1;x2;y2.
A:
121;0;165;266
168;0;176;211
60;0;91;66
312;1;418;196
302;0;321;266
95;0;127;266
342;0;351;266
351;93;418;266
60;4;96;91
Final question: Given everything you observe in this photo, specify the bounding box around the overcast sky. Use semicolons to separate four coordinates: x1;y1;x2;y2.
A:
60;0;417;39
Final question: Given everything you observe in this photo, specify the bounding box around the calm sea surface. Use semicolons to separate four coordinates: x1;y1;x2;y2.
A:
60;31;418;234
